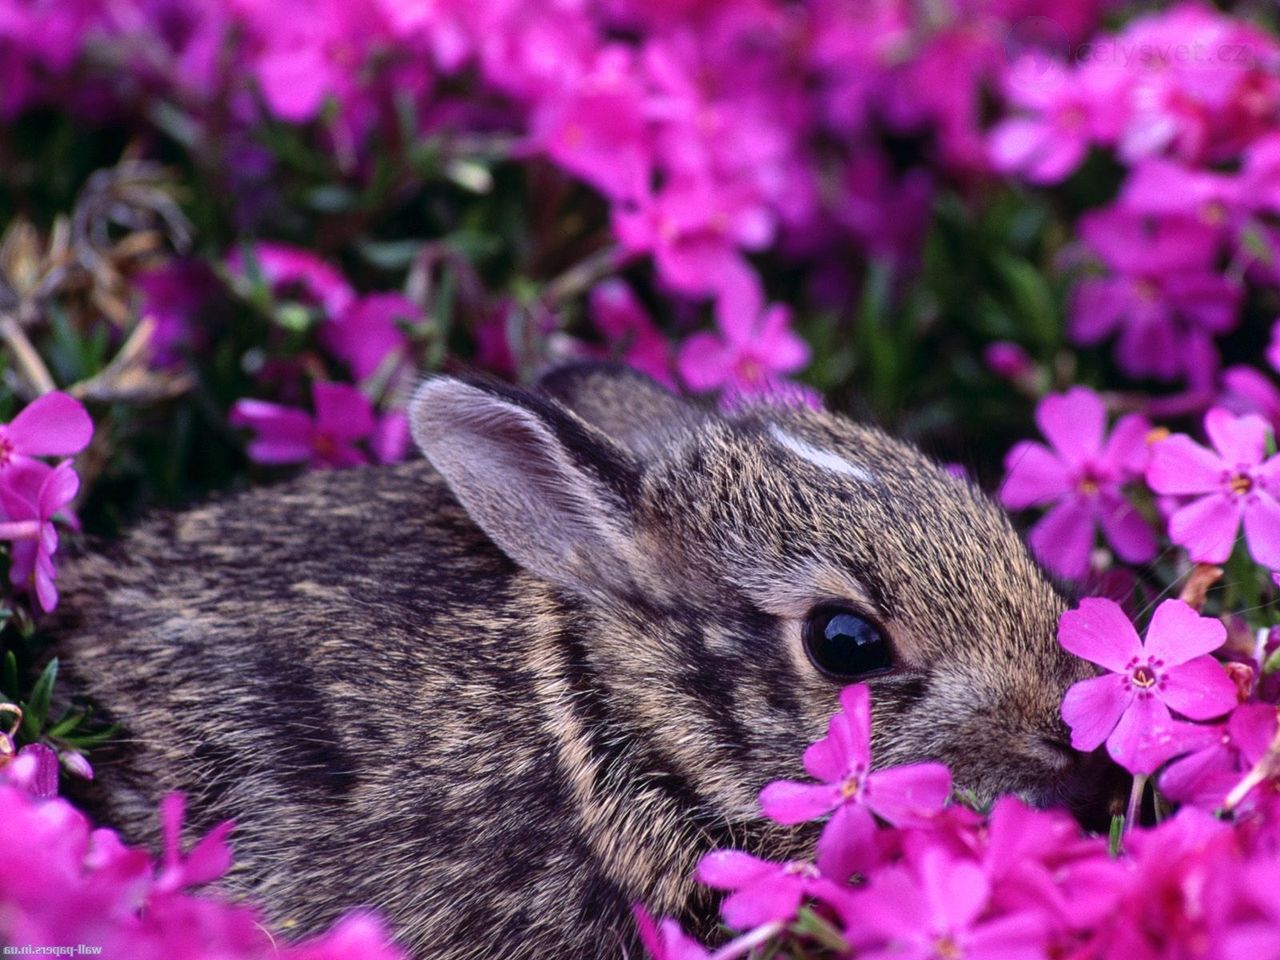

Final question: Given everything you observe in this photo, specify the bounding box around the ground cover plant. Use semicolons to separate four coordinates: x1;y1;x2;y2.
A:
4;0;1280;956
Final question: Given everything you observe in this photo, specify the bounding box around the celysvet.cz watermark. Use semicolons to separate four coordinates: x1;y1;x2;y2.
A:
3;946;103;957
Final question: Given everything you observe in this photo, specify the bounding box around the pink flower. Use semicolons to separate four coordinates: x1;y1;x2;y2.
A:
1071;210;1240;386
1147;408;1280;569
230;382;375;469
759;685;950;880
0;391;93;472
984;342;1034;382
321;293;416;382
1059;599;1238;775
614;178;773;301
989;57;1122;184
530;47;650;203
1000;388;1157;580
696;850;850;930
0;459;80;612
841;846;1048;960
226;243;355;319
589;280;674;388
1159;703;1278;810
155;793;234;894
676;275;810;398
632;906;709;960
1120;159;1242;231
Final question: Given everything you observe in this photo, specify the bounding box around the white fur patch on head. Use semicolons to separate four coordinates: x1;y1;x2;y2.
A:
768;424;875;482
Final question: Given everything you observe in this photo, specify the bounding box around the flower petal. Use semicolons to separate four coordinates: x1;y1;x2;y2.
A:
1205;407;1269;467
1168;494;1242;564
1061;674;1132;751
1000;442;1069;509
1143;599;1227;664
1057;598;1143;671
696;850;776;890
758;780;839;825
312;382;375;442
1028;496;1096;580
1147;435;1226;495
1107;696;1188;776
1243;492;1280;570
864;762;951;825
1160;656;1238;720
816;802;876;881
4;392;93;458
1036;388;1105;466
721;876;802;929
1097;491;1157;564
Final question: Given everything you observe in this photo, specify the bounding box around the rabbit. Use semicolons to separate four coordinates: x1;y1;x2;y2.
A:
52;362;1099;958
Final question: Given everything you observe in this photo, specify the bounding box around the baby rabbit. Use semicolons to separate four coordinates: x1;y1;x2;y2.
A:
53;363;1095;958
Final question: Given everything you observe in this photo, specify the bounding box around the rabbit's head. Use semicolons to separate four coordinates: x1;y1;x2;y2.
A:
410;364;1096;831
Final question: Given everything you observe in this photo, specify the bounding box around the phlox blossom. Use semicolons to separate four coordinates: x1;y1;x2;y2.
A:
840;845;1047;960
0;391;92;472
230;382;375;469
1159;703;1278;810
1000;387;1156;580
1147;408;1280;569
696;851;849;930
1059;599;1238;775
759;685;950;880
0;460;80;612
676;274;809;400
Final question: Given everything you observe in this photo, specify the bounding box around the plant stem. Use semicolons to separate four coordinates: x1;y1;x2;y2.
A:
707;921;786;960
1125;773;1148;834
0;311;56;395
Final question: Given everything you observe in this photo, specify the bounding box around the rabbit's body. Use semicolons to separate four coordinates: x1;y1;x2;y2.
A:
54;365;1096;958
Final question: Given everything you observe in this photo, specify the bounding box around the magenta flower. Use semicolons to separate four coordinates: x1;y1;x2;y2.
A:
1147;408;1280;569
613;178;773;302
841;847;1047;960
676;275;809;399
696;850;850;930
230;382;375;469
320;293;416;383
530;47;650;203
632;906;708;960
0;459;80;612
0;391;92;472
1059;599;1238;775
989;57;1121;184
155;792;235;894
589;280;675;388
1071;210;1241;385
226;243;355;319
759;685;950;880
1159;703;1278;810
1000;388;1157;580
1120;158;1243;231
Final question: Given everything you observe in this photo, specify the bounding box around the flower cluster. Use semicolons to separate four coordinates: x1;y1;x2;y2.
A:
0;752;406;959
0;393;92;612
992;5;1279;388
645;652;1280;960
0;0;1123;406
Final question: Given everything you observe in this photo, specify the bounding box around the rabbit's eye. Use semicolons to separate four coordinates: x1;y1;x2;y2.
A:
802;605;893;679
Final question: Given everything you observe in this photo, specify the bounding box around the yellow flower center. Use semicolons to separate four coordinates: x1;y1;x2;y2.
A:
1132;665;1157;688
1231;473;1254;496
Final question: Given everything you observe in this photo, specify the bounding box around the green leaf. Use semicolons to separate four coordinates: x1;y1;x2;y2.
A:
1109;814;1124;856
20;657;57;740
2;649;16;700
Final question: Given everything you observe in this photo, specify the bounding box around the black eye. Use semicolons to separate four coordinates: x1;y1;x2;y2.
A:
802;605;893;679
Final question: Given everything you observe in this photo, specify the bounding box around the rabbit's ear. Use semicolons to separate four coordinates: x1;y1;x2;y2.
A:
410;376;643;595
537;362;706;461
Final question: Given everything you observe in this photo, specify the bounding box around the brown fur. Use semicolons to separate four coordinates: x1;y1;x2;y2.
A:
52;363;1096;958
